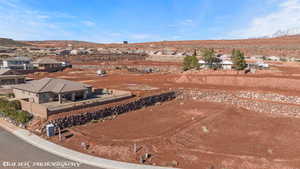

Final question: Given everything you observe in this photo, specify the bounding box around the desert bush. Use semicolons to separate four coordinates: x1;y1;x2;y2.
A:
0;98;32;124
202;48;221;69
232;49;247;70
183;55;199;71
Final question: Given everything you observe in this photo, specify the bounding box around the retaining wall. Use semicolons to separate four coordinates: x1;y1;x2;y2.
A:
73;64;182;73
176;75;300;91
45;91;177;131
15;67;65;75
179;90;300;118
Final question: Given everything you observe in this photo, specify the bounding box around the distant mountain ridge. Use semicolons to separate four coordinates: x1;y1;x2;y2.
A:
270;28;300;38
22;40;105;48
2;34;300;58
0;38;30;47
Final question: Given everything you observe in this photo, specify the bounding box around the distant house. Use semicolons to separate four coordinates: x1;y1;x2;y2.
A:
70;49;89;55
198;59;233;70
13;78;92;104
1;56;33;70
247;62;269;69
198;60;207;69
198;60;206;64
267;56;280;61
0;69;25;86
217;54;231;61
0;47;16;53
61;61;72;68
58;50;71;56
32;57;63;70
250;55;264;61
221;60;233;70
256;62;269;68
70;49;79;55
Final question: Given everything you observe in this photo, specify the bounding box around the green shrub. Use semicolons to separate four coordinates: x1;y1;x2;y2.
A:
183;54;199;71
0;99;32;124
202;48;221;69
232;49;247;70
15;111;32;124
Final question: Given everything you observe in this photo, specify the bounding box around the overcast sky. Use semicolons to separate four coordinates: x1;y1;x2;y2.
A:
0;0;299;42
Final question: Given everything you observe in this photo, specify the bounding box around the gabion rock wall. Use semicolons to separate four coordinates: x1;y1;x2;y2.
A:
45;91;177;131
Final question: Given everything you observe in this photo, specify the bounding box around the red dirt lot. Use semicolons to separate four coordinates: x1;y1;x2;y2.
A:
50;99;300;169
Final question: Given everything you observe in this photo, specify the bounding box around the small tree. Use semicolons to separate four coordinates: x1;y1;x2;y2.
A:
183;52;199;71
232;49;247;70
190;54;199;69
183;55;192;71
202;48;221;69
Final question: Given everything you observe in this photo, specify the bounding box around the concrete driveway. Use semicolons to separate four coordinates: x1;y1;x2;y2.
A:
0;126;103;169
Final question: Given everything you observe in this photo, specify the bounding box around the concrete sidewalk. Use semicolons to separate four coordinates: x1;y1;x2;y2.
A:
0;119;179;169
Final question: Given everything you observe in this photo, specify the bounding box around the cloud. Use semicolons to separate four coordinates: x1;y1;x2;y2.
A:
129;34;152;40
0;1;157;42
230;0;300;38
0;0;78;40
180;19;195;26
0;0;18;8
81;20;96;27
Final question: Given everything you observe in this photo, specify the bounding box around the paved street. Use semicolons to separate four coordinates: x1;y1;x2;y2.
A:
0;127;103;169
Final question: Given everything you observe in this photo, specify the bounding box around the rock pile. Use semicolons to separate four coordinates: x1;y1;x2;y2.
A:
74;64;181;73
236;91;300;105
180;90;300;118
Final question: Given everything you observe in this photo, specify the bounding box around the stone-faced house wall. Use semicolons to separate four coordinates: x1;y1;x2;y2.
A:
20;99;48;119
13;89;40;103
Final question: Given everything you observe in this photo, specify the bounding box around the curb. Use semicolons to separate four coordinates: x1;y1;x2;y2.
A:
0;120;179;169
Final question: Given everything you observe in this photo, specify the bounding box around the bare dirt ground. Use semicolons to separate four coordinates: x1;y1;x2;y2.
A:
29;61;300;169
49;100;300;169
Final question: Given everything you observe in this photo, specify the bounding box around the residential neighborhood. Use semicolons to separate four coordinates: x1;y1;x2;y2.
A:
2;1;300;169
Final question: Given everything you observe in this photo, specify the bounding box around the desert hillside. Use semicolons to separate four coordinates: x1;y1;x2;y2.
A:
20;35;300;57
22;40;105;48
0;38;30;47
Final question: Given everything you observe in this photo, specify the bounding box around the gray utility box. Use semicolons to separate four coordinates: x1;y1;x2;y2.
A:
46;124;55;137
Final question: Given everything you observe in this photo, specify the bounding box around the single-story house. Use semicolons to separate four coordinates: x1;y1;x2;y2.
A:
0;69;25;85
32;57;63;70
221;60;233;70
58;50;71;56
256;62;269;68
267;56;280;61
198;60;207;69
198;60;206;64
13;78;92;104
217;54;231;60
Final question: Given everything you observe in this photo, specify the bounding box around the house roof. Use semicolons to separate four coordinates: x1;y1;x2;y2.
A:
0;69;20;75
5;56;32;61
13;78;91;94
33;57;61;64
198;60;206;64
221;60;233;65
268;56;280;59
0;69;12;75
